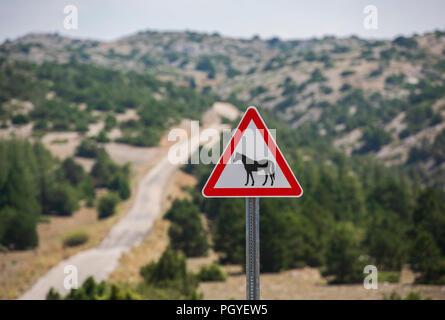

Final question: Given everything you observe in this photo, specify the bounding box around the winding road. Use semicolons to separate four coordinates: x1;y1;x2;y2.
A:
20;103;237;300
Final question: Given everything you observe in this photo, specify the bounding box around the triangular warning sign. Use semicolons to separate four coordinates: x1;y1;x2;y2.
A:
202;106;303;197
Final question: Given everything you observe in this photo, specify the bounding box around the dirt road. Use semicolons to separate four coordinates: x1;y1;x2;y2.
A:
20;103;239;300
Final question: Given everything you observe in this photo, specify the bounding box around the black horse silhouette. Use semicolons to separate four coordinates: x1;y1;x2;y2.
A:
232;152;275;186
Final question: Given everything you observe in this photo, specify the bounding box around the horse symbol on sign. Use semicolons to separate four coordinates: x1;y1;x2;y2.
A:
232;152;275;186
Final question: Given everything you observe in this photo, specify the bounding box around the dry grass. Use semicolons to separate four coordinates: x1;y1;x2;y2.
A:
0;204;126;299
199;266;445;300
0;117;200;299
0;146;164;300
109;217;171;284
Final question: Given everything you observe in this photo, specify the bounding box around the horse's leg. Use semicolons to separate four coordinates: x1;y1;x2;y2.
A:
251;172;255;186
262;174;268;186
271;173;275;186
245;171;249;186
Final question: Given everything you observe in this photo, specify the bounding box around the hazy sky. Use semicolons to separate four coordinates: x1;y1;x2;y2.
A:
1;0;445;43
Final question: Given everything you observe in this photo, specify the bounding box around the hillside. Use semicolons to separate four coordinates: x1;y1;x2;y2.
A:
1;29;445;300
2;30;445;187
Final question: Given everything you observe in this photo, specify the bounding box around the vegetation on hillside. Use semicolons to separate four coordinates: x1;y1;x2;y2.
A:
164;199;208;257
184;110;445;284
47;247;202;300
0;59;214;146
1;30;445;297
0;140;91;249
0;139;130;250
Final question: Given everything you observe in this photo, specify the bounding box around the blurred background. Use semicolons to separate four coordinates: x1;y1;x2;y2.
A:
1;0;445;300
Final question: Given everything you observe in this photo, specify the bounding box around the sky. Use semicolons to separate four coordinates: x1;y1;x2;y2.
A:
1;0;445;43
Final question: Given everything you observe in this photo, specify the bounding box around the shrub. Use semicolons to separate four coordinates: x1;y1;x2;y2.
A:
75;139;103;158
393;36;418;49
47;276;140;300
46;288;61;300
47;184;79;216
281;77;298;96
79;176;95;204
340;83;352;92
0;206;39;250
141;247;187;286
0;140;87;249
275;96;297;112
108;173;130;200
104;114;117;131
380;48;396;60
75;120;88;133
211;199;245;265
385;73;405;86
197;263;227;282
323;223;365;284
320;85;333;94
378;271;400;283
308;68;327;83
95;130;109;143
410;231;445;284
11;114;30;125
356;125;392;153
383;290;430;300
250;86;268;97
140;247;200;299
63;231;89;247
332;45;350;54
196;56;215;79
369;68;383;78
97;193;120;219
61;157;85;185
226;67;241;78
364;210;408;271
341;70;355;77
165;200;208;257
91;152;118;187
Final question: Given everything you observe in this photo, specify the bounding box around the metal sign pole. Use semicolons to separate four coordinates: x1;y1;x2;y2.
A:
246;197;260;300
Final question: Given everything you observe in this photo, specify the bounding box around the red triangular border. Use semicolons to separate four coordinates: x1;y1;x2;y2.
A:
202;106;303;197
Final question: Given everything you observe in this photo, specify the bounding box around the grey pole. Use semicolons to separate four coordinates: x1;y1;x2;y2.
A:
246;197;260;300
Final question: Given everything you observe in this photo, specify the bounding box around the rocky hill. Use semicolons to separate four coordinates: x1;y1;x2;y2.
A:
1;30;445;186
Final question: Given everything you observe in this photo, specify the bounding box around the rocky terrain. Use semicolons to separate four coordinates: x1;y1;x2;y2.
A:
2;29;445;300
2;30;445;187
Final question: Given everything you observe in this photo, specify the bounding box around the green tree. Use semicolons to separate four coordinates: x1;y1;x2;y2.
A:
140;247;200;298
76;139;103;158
410;232;445;284
91;151;116;187
108;173;130;200
104;114;117;131
412;188;445;254
60;157;85;185
0;140;40;249
197;263;227;282
97;192;120;219
47;184;78;216
323;223;364;284
165;200;208;257
213;199;245;264
364;210;407;270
